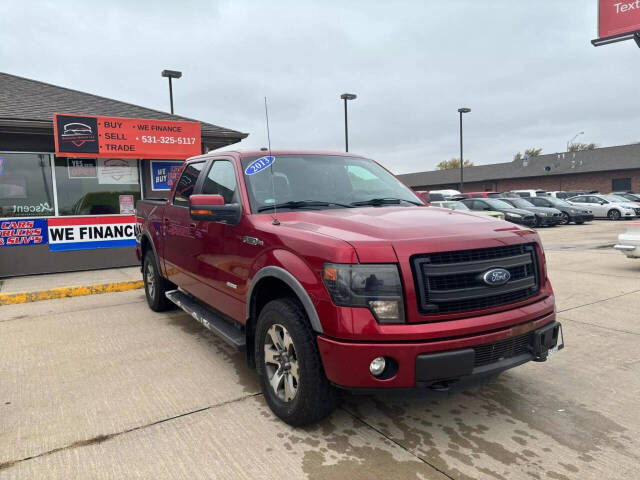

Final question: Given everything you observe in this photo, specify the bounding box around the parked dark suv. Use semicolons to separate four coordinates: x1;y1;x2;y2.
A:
528;197;594;225
459;198;536;226
496;197;563;227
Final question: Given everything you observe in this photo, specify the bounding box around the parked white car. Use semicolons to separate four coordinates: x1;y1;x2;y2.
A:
546;191;570;199
614;222;640;258
429;189;461;197
567;194;640;221
511;189;548;198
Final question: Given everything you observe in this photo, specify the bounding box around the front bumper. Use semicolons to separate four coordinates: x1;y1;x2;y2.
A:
506;216;536;227
317;314;561;389
571;213;594;223
537;216;562;226
614;244;640;258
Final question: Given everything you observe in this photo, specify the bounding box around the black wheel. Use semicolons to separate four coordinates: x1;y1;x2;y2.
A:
607;209;621;221
560;212;570;225
143;251;174;312
255;298;336;426
535;216;542;228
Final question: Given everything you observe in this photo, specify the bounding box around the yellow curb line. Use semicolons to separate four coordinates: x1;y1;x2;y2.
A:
0;280;144;306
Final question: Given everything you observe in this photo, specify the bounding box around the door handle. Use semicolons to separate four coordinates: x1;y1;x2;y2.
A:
189;223;197;235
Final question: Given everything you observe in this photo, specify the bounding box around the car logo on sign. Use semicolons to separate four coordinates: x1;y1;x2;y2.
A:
481;268;511;286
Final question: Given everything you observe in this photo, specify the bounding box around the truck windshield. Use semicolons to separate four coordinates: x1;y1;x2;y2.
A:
241;155;421;213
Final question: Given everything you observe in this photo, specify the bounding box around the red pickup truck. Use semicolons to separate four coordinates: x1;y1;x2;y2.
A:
136;150;562;426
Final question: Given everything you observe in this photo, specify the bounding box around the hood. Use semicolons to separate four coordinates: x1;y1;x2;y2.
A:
519;206;561;215
270;206;537;262
617;202;640;209
501;207;535;217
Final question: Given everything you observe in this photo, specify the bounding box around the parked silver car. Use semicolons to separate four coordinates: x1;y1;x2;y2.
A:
567;194;640;220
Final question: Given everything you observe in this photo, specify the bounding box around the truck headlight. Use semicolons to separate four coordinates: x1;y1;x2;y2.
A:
323;263;405;323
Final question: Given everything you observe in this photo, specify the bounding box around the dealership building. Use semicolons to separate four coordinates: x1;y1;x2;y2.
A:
397;144;640;194
0;72;247;277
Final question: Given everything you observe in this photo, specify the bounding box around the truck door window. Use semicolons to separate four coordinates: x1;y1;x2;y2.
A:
173;162;205;207
201;160;238;204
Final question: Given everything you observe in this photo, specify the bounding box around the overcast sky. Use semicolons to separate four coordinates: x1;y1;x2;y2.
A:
1;1;638;173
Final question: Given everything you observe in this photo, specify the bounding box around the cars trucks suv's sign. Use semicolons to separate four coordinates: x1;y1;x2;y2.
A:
54;114;201;159
0;219;48;247
595;0;640;43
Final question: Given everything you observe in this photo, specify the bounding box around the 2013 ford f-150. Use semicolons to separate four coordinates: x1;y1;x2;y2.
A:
136;150;563;426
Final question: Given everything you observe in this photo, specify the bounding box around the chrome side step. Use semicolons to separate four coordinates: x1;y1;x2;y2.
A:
166;289;246;348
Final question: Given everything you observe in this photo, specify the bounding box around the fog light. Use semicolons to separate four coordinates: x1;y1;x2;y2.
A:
369;300;400;322
369;356;386;377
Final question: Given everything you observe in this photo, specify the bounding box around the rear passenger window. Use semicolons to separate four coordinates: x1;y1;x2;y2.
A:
173;162;205;207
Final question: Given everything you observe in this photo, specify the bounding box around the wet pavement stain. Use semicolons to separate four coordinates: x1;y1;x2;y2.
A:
335;373;638;480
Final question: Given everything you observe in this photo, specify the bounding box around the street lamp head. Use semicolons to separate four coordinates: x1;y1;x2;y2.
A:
341;93;357;101
162;70;182;79
458;107;471;113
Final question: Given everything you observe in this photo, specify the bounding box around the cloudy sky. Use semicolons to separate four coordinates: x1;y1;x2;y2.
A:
1;1;638;173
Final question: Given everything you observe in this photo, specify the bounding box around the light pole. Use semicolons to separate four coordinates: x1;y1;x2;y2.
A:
340;93;357;152
458;107;471;192
567;131;584;151
161;70;182;114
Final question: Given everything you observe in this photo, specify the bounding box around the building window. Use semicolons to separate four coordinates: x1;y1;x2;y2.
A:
612;178;631;192
54;158;141;215
0;152;55;218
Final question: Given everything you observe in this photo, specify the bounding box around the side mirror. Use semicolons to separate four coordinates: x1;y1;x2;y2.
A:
189;194;241;225
599;200;606;205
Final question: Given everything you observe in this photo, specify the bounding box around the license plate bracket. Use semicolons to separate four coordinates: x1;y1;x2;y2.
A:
532;321;564;361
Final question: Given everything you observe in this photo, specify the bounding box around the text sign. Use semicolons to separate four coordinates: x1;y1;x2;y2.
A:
150;161;183;190
68;158;97;178
598;0;640;38
0;218;48;247
245;156;275;175
48;216;137;251
54;114;201;160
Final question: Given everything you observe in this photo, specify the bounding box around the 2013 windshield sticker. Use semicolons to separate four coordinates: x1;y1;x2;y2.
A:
245;156;275;175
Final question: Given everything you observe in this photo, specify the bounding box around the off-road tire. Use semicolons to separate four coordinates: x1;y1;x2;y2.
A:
143;251;174;312
256;298;336;426
607;209;621;221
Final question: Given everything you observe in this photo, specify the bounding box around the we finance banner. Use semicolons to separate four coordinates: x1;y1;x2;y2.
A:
48;216;137;251
54;114;201;159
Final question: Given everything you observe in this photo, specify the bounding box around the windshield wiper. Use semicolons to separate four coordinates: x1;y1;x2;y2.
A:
350;197;423;207
257;200;354;212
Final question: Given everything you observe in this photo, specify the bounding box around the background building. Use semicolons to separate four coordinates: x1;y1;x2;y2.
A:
397;144;640;194
0;72;247;277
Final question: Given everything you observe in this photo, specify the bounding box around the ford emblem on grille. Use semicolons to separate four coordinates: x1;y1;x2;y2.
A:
481;268;511;286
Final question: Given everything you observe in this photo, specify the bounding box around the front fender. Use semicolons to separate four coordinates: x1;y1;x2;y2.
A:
246;249;330;333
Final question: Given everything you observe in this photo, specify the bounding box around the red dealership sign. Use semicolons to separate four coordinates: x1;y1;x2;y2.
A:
596;0;640;40
54;114;201;159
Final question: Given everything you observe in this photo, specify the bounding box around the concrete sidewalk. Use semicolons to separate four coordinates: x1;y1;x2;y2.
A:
0;267;142;305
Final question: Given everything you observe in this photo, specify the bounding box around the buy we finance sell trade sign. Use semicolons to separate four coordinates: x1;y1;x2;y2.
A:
53;114;201;160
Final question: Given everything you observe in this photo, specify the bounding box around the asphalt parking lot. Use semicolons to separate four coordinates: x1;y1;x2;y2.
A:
1;220;639;479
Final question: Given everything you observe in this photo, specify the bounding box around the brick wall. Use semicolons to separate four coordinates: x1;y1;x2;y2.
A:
414;169;640;194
